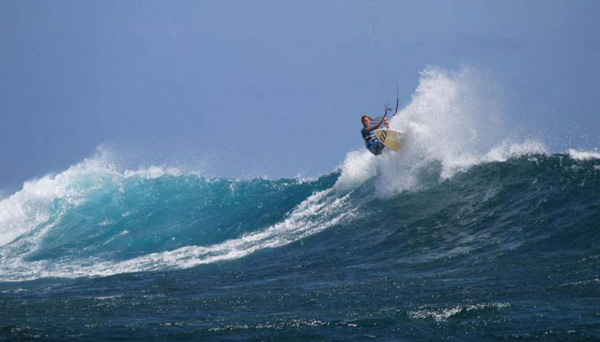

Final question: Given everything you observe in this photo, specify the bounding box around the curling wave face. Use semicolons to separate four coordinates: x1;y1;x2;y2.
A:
0;158;348;281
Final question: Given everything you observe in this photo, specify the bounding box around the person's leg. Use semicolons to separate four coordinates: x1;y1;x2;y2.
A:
375;141;385;155
367;141;376;155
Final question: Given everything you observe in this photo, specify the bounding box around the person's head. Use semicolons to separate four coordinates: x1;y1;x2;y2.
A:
361;115;371;127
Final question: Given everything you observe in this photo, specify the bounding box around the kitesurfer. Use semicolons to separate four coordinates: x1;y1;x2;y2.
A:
361;115;389;156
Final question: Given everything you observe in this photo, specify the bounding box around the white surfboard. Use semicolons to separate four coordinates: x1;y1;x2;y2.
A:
373;129;405;151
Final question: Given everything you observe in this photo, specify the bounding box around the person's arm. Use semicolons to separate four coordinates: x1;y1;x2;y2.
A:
363;121;382;134
364;118;389;133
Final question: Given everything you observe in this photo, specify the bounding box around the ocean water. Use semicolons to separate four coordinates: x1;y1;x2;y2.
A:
1;69;599;340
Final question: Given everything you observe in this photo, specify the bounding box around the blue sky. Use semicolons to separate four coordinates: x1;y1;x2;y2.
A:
1;0;599;193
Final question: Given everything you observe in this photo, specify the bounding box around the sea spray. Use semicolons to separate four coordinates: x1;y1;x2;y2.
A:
337;67;546;197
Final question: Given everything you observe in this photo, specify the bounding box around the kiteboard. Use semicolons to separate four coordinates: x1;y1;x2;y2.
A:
373;129;405;151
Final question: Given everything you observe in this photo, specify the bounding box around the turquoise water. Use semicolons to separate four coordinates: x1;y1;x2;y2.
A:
1;153;599;340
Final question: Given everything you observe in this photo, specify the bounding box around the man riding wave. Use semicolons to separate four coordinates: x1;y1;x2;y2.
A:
361;115;390;156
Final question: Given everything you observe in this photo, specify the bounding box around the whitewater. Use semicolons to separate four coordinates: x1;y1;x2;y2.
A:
1;68;599;340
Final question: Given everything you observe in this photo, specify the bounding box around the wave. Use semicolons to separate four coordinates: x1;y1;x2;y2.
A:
1;150;597;282
0;156;344;281
1;67;598;282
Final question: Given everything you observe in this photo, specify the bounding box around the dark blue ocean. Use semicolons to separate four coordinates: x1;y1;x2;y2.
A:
0;151;599;341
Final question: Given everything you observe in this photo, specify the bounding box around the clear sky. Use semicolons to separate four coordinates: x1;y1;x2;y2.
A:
1;0;599;193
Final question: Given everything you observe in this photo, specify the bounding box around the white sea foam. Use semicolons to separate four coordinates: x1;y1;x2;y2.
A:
484;140;547;162
334;150;378;193
568;149;600;161
335;67;547;196
0;159;106;247
409;302;510;321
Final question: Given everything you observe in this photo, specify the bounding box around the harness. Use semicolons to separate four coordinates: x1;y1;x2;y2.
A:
361;128;379;148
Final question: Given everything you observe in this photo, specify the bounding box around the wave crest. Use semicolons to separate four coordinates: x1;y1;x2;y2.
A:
335;67;546;196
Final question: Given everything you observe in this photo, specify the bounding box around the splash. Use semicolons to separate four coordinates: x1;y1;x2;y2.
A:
568;149;600;161
336;67;546;196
